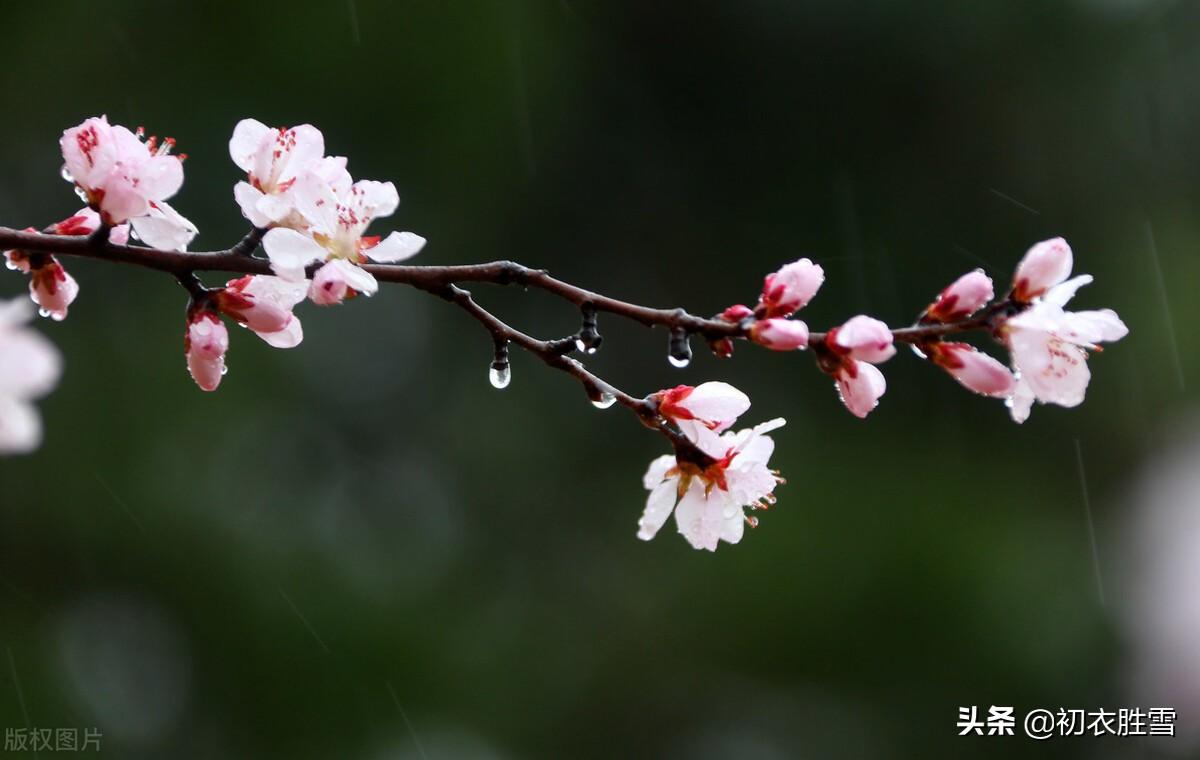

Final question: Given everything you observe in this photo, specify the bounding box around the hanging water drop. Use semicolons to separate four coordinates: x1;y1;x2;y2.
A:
590;391;616;409
909;344;927;359
576;304;602;354
668;327;692;368
489;365;511;389
37;308;51;319
60;166;74;183
74;186;88;203
489;338;511;389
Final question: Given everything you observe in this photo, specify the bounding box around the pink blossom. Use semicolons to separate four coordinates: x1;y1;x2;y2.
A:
654;381;751;444
1002;271;1128;423
49;208;130;245
928;342;1015;397
828;315;895;363
261;172;426;293
60;116;184;226
757;258;824;318
229;119;347;229
639;418;785;551
833;360;887;419
215;276;307;348
925;269;994;322
5;227;80;322
308;259;381;306
822;315;896;418
184;312;229;392
749;317;809;351
0;298;62;454
1012;237;1072;303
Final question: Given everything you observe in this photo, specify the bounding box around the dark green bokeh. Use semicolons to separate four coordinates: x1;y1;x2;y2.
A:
1;1;1196;757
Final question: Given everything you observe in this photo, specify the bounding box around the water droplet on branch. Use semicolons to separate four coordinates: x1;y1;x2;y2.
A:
489;365;511;389
668;328;692;368
590;392;616;409
577;304;602;354
489;338;511;389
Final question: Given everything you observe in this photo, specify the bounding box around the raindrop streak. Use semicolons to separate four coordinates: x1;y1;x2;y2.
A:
1073;438;1107;607
1145;223;1185;390
489;365;511;389
279;589;331;654
5;648;32;736
591;392;616;409
386;681;429;760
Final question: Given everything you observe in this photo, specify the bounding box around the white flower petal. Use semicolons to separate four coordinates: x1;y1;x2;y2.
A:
234;182;270;228
262;228;326;281
229;118;270;173
367;231;426;263
638;477;679;541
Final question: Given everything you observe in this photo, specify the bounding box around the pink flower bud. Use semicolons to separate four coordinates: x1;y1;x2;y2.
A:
721;304;753;322
185;313;229;392
28;260;79;322
1012;237;1072;302
827;315;895;364
749;318;809;351
308;260;378;306
216;276;293;333
757;258;824;318
710;337;735;358
835;360;886;419
655;381;750;434
51;208;130;244
929;342;1015;397
926;269;993;322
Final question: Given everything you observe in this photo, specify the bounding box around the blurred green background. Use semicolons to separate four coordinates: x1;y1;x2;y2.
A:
2;1;1198;757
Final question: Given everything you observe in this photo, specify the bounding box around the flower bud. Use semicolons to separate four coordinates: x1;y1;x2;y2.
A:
925;269;993;322
721;304;754;322
929;342;1015;397
827;315;895;364
185;312;229;392
749;318;809;351
1012;237;1072;302
757;258;824;318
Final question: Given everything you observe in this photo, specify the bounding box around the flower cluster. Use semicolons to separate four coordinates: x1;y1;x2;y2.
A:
0;115;1131;555
228;118;426;302
642;382;785;551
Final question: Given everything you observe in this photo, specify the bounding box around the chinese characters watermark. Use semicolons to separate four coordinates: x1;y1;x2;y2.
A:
957;706;1176;739
4;727;102;752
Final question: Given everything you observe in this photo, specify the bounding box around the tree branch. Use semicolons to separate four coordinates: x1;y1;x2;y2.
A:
0;224;1008;461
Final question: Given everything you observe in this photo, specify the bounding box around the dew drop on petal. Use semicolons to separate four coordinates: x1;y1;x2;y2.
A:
591;392;616;409
489;365;511;389
220;365;229;376
37;308;51;319
60;165;74;183
74;187;89;203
